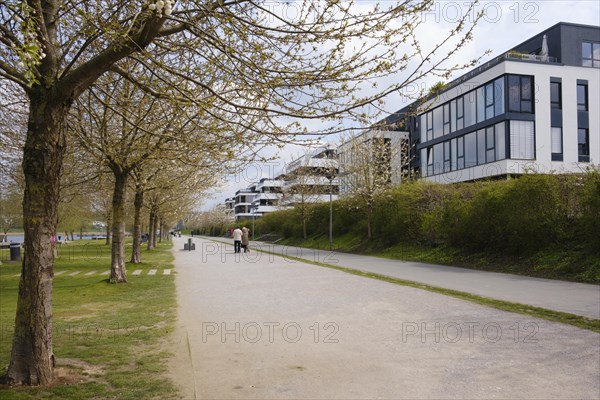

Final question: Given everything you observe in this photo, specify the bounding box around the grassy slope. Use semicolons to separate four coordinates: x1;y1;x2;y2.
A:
0;240;178;399
277;232;600;284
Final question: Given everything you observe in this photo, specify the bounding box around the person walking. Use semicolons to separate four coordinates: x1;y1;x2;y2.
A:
232;226;243;253
241;227;250;253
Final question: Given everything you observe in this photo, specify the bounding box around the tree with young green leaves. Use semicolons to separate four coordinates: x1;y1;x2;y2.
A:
1;0;482;385
339;129;410;240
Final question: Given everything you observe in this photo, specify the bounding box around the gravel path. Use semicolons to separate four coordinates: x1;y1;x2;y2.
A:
210;237;600;319
169;236;600;399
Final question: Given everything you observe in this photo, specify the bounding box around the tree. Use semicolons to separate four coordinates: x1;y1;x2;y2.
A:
0;189;22;238
338;128;410;240
70;71;220;282
281;146;338;239
1;0;482;385
130;158;217;262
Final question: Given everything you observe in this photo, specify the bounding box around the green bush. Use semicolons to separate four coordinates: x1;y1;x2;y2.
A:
252;171;598;258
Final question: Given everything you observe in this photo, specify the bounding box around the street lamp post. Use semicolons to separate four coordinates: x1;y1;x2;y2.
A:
329;176;333;251
251;205;256;240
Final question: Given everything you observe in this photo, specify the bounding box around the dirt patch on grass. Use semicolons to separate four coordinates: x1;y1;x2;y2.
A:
0;358;105;388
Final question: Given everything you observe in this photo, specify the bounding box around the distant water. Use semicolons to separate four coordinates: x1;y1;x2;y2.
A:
2;234;104;243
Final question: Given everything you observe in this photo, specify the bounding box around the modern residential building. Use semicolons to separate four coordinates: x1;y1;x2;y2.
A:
224;145;340;220
279;144;339;205
248;178;284;216
224;197;235;217
404;22;599;183
232;188;255;221
338;129;410;195
226;179;285;221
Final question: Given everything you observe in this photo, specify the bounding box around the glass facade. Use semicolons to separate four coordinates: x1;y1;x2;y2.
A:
419;76;506;141
420;122;508;176
419;74;534;177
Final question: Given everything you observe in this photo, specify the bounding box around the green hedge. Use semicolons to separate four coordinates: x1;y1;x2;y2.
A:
254;171;600;258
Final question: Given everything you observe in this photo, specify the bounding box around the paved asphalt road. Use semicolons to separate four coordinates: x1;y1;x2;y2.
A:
169;236;599;399
207;237;600;319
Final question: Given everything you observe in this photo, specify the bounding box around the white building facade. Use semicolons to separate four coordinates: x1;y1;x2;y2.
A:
279;145;339;206
413;23;599;183
338;129;410;195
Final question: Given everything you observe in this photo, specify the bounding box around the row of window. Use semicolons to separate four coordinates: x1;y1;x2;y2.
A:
421;121;521;177
419;74;535;143
422;122;590;178
549;81;589;111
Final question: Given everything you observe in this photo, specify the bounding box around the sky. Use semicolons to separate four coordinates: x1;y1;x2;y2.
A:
200;0;600;211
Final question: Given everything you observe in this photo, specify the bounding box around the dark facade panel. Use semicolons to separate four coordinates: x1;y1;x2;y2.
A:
510;23;600;66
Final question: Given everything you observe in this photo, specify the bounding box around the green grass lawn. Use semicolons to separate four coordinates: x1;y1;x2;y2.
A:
0;240;179;399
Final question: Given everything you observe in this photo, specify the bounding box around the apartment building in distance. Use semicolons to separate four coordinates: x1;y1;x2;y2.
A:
278;144;339;206
225;145;339;221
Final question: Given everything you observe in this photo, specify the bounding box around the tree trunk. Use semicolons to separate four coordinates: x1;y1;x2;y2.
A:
151;211;157;248
147;209;155;250
130;186;143;263
8;94;67;385
158;218;164;243
109;171;128;283
366;205;373;241
301;203;307;240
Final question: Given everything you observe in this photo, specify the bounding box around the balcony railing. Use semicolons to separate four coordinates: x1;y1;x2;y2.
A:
505;52;558;63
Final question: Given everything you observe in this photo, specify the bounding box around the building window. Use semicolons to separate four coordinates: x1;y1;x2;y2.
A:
450;138;458;170
443;141;451;172
582;41;600;68
464;90;477;127
577;84;588;111
550;82;561;109
486;127;495;163
476;86;486;123
457;136;465;169
508;75;533;113
427;147;434;176
477;129;486;165
578;128;590;162
495;122;506;161
510;120;535;160
465;132;477;167
443;103;451;135
433;107;443;139
456;97;464;130
551;127;563;161
426;111;433;141
485;83;495;120
433;143;443;174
